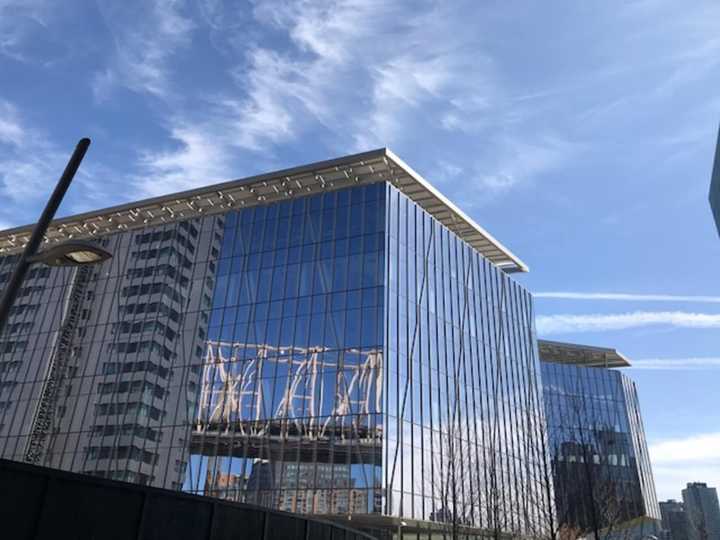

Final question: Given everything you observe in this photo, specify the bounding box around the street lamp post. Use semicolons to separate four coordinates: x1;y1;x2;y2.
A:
0;138;111;334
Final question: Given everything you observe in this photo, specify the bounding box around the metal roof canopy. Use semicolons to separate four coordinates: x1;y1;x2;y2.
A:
538;339;631;368
0;148;527;273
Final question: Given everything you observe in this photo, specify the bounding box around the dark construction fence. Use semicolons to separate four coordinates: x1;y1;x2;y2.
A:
0;459;377;540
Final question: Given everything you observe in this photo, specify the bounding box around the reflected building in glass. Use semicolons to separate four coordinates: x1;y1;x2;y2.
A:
0;149;552;538
539;340;661;537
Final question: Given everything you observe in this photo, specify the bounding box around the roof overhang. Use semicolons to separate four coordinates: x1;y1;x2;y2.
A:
0;148;527;273
538;339;631;368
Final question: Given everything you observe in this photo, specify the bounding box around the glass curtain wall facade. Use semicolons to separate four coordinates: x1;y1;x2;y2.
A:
0;176;552;538
190;182;386;517
384;185;551;538
541;361;660;535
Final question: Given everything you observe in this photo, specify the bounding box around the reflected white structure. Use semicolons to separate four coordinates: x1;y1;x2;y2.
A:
195;341;383;445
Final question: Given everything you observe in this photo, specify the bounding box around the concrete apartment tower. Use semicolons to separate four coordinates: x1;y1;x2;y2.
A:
660;499;690;540
682;483;720;540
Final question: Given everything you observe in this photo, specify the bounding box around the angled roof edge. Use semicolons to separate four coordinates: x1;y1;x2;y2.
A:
538;339;631;368
0;147;528;272
385;149;528;273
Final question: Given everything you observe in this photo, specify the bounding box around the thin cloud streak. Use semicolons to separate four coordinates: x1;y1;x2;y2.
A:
630;357;720;370
535;292;720;303
536;311;720;335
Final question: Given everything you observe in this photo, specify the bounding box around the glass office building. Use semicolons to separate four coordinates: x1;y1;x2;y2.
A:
0;149;552;538
708;126;720;235
539;340;660;537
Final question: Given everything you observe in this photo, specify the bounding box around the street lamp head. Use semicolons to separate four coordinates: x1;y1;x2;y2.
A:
28;240;112;267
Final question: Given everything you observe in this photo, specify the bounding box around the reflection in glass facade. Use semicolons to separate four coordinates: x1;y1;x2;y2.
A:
0;159;553;538
0;216;222;489
541;359;660;535
384;185;550;538
189;182;386;518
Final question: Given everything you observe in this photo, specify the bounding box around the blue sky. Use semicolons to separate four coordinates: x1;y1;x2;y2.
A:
1;0;719;501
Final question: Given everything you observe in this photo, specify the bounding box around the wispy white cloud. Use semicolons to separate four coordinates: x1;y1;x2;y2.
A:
0;99;65;205
535;292;720;303
133;0;392;195
135;122;235;197
0;0;96;67
0;0;52;62
92;0;717;205
253;0;383;64
131;48;307;195
0;99;112;222
126;0;582;201
249;0;426;152
225;47;310;150
649;432;720;500
352;32;490;151
623;1;720;102
256;2;572;193
472;135;577;196
0;100;24;146
93;0;195;100
536;311;720;335
630;357;720;370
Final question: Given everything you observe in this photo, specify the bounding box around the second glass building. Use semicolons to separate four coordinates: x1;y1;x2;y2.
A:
539;339;660;537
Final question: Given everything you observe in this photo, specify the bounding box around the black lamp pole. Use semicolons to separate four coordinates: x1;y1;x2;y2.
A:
0;138;91;334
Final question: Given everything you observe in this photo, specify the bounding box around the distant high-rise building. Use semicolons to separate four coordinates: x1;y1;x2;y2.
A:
203;467;248;501
682;483;720;540
539;340;661;538
660;499;689;540
242;460;370;515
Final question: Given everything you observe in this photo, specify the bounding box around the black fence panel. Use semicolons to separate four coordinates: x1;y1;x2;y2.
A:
210;504;265;540
307;520;335;540
0;459;376;540
36;476;145;540
141;492;213;540
2;464;47;540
